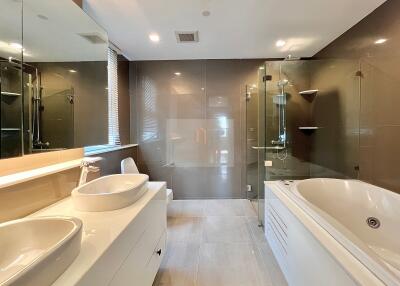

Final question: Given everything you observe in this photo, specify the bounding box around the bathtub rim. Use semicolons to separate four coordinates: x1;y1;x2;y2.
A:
270;179;399;286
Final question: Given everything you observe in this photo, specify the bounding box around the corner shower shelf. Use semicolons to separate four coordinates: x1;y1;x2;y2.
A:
1;91;21;97
299;89;318;95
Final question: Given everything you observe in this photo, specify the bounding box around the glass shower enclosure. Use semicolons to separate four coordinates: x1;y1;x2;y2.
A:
246;58;360;226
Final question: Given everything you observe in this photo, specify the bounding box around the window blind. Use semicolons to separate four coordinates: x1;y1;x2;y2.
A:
141;76;158;142
107;48;120;145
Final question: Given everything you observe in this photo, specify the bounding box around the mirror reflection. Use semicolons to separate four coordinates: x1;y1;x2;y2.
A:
0;0;109;159
0;0;23;158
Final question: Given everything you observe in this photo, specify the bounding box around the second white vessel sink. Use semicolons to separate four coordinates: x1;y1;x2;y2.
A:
72;174;149;212
0;216;82;286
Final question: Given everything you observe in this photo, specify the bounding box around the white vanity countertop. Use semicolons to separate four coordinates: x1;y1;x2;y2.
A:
0;157;102;189
29;181;166;286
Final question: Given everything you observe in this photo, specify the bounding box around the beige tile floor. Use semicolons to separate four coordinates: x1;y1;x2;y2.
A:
153;199;288;286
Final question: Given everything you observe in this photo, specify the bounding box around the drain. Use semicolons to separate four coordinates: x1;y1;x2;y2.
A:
366;217;381;229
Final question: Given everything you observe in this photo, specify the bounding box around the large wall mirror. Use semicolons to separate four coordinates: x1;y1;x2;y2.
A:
0;0;108;159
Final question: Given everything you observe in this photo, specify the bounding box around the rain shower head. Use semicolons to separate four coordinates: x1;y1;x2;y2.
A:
277;79;289;87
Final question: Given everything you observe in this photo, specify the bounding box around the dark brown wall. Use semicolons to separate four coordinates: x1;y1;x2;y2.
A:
312;59;360;179
314;0;400;192
131;59;263;199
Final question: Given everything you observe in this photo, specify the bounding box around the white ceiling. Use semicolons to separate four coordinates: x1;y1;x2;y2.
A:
23;0;108;62
83;0;386;61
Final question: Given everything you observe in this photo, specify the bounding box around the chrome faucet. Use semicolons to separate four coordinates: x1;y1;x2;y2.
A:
78;160;100;186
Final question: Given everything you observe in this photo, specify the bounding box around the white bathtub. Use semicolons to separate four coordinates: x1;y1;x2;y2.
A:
291;178;400;286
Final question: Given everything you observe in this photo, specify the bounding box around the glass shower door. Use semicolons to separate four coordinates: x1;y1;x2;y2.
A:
245;63;267;225
245;84;259;213
258;61;294;227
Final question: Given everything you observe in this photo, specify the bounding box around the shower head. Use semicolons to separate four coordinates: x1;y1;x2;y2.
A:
277;79;289;87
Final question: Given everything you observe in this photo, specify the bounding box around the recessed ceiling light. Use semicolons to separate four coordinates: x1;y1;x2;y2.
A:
259;66;265;70
149;33;160;43
374;38;387;44
202;10;210;17
276;40;286;47
69;69;77;73
174;72;181;76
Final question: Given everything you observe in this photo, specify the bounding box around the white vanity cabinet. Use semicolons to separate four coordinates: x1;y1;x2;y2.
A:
32;182;167;286
108;202;167;286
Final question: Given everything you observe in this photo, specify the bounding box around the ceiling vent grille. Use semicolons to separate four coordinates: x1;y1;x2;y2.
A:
175;31;199;43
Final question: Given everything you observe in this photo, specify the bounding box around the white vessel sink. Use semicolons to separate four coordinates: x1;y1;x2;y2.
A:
72;174;149;212
0;216;82;286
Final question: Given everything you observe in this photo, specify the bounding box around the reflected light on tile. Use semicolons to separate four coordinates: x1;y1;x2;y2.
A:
0;41;23;55
374;38;387;44
9;42;23;50
219;165;229;177
217;116;228;129
276;40;286;47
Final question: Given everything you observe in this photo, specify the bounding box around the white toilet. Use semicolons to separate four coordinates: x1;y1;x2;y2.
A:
121;157;173;204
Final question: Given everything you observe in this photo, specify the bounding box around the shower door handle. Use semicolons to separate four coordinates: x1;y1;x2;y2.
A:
251;146;267;150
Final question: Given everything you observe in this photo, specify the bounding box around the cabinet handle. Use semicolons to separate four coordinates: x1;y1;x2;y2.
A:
156;249;162;256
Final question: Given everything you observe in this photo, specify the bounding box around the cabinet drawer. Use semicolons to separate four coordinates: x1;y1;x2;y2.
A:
108;203;166;286
143;231;167;285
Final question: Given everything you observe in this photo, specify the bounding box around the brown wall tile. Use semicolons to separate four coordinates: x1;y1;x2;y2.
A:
131;59;265;199
313;0;400;192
